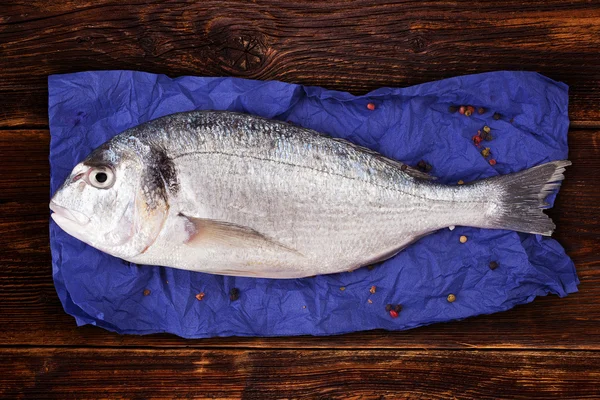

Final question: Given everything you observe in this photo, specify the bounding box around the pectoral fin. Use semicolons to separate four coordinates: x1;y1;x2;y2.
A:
179;213;299;255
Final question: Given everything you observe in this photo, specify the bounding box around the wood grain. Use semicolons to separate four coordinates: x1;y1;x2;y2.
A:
1;1;600;397
1;1;600;128
0;128;598;349
1;348;599;399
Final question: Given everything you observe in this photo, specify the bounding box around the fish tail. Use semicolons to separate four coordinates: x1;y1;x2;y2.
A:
480;160;571;236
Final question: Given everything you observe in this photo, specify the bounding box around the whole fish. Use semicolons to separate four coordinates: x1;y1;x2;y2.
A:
50;111;570;278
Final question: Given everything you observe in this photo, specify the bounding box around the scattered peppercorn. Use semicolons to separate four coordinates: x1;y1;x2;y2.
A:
458;180;464;185
459;106;466;115
489;159;497;166
370;285;377;294
481;126;493;141
472;134;482;146
368;299;373;304
449;105;458;113
478;107;485;115
400;164;408;171
195;292;205;301
389;310;399;318
481;147;491;158
465;109;473;117
493;112;501;120
229;288;240;301
367;103;376;111
459;235;468;243
367;264;376;271
447;294;456;303
340;286;346;291
394;304;403;313
303;305;307;309
385;304;393;312
143;289;151;296
489;261;499;270
417;160;432;173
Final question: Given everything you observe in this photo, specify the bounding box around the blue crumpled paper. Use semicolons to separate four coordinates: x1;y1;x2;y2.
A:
49;70;578;338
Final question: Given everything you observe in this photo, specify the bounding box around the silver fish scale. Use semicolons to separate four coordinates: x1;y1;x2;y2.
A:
118;111;486;277
133;111;421;193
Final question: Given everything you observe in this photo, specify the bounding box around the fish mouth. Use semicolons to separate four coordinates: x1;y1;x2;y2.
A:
49;201;90;226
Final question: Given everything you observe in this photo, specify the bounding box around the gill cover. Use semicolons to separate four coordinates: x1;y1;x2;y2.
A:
130;143;179;255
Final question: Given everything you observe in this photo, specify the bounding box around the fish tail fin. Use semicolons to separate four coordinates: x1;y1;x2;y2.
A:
482;160;571;236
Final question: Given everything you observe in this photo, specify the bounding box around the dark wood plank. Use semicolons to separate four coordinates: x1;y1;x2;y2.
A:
1;0;600;128
0;128;598;349
1;348;599;399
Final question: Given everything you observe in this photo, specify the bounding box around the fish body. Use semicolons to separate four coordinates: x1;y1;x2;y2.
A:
50;111;569;278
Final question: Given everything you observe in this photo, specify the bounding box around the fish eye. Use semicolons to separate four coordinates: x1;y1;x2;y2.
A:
88;166;115;189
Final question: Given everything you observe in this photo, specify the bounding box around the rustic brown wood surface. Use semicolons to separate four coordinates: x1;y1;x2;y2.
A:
0;1;599;398
2;349;600;399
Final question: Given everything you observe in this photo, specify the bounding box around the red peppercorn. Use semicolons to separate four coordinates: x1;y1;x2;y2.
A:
472;134;482;146
489;159;497;166
367;103;376;111
478;107;485;115
389;310;399;318
459;106;466;115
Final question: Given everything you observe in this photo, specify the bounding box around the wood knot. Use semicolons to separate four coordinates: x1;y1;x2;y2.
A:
139;36;158;57
202;18;269;75
75;36;92;44
410;35;427;53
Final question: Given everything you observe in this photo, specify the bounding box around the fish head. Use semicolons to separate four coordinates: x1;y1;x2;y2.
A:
50;139;170;259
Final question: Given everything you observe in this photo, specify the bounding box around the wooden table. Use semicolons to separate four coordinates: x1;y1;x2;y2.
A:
1;1;599;398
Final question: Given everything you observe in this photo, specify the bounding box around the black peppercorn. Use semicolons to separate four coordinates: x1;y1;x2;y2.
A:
417;160;432;173
229;288;240;301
